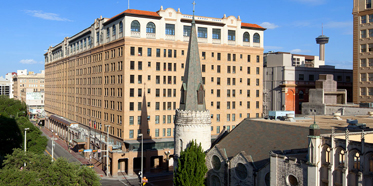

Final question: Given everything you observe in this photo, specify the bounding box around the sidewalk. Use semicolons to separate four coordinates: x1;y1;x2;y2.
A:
38;125;106;177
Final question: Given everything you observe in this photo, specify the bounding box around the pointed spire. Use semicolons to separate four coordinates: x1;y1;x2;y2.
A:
180;2;206;111
192;1;196;24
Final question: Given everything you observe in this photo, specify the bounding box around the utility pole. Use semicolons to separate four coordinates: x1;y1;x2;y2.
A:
24;128;29;167
106;125;110;177
51;132;57;162
139;133;143;183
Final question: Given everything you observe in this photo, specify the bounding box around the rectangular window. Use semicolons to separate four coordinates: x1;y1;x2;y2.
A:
130;47;135;56
130;75;134;83
256;90;260;97
167;128;171;136
138;61;142;70
227;114;230;121
129;116;134;125
370;15;373;23
361;87;367;96
299;74;304;81
247;67;251;74
198;27;207;38
129;130;134;138
217;114;220;122
228;30;235;41
256;79;260;86
147;48;152;57
309;74;314;81
202;65;206;72
368;0;372;9
202;52;206;60
166;24;175;35
155;129;159;137
217;53;221;60
247;55;251;62
156;62;160;71
247;101;250;109
362;59;367;67
256;101;260;108
156;49;160;57
362;15;367;24
369;44;373;52
362;44;367;53
168;49;172;58
233;54;236;61
361;73;367;81
247;90;250;97
256;67;260;74
216;126;220;133
362;30;367;38
155;115;159;124
183;25;191;37
257;55;260;63
138;47;142;56
369;87;373;95
227;53;231;61
212;28;221;39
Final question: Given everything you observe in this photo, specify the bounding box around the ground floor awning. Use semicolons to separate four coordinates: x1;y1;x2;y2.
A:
49;115;78;127
73;138;86;145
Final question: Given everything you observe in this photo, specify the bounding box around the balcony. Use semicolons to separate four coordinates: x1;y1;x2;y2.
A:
243;41;251;47
183;36;189;42
212;39;221;44
228;40;236;45
165;35;175;41
131;31;140;38
198;38;207;43
146;33;155;39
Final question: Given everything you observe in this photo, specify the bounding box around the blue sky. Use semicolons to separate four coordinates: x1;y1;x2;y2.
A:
0;0;352;77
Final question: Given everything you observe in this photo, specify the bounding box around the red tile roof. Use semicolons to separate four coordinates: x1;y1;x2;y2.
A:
241;22;266;30
107;9;160;22
124;9;160;17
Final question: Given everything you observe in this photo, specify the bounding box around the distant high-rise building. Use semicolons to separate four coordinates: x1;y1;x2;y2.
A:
44;6;265;176
353;0;373;103
12;70;45;100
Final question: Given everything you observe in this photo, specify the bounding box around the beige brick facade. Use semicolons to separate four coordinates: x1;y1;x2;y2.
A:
44;7;264;176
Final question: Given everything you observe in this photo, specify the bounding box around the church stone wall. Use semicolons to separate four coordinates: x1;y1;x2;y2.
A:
174;109;211;157
270;155;307;186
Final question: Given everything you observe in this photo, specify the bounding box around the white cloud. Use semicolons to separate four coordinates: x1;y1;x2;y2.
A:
25;10;72;21
290;49;311;54
20;59;38;64
324;21;352;28
260;22;279;29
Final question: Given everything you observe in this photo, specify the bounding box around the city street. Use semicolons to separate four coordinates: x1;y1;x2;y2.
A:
41;131;79;163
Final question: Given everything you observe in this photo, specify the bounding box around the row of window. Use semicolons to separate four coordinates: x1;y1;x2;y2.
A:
360;43;373;53
360;87;373;96
129;46;260;63
298;74;350;82
128;20;261;42
361;13;373;24
360;73;373;82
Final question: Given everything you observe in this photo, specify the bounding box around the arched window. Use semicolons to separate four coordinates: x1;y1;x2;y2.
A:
354;152;360;170
243;32;250;42
197;84;204;105
131;20;140;32
299;90;304;100
146;22;156;33
253;33;260;43
325;147;330;163
119;22;123;33
112;25;116;36
339;150;345;164
107;27;110;38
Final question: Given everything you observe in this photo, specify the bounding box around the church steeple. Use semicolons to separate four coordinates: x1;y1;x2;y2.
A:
180;1;206;111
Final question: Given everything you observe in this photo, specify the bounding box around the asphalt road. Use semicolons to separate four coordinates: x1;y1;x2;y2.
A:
41;130;79;163
100;174;173;186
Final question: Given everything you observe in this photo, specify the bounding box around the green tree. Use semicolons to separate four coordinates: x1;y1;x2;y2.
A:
174;140;208;186
0;95;47;166
0;149;101;186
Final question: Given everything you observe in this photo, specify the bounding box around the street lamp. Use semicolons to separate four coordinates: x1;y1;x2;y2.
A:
106;125;111;177
138;133;143;183
24;128;29;167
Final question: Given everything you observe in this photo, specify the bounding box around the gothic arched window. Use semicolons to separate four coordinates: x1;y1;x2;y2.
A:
197;84;204;105
131;20;140;32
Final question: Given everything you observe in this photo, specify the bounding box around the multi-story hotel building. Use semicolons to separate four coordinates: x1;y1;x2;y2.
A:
353;0;373;103
13;69;45;100
44;7;265;176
